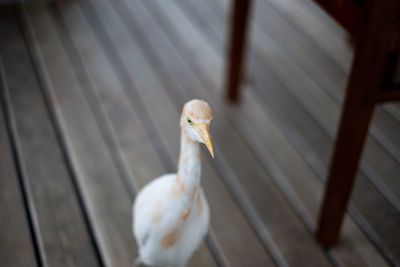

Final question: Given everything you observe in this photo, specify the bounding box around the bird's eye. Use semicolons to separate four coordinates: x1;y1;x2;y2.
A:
187;118;192;124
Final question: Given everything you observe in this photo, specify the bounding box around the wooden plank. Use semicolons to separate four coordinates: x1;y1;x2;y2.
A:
254;0;347;113
63;0;275;265
0;63;38;267
0;10;44;267
154;0;390;265
298;0;359;48
257;0;352;89
116;0;335;266
253;0;400;217
51;2;220;266
263;0;400;163
248;42;400;263
272;0;353;73
271;0;400;127
384;103;400;122
245;0;400;214
255;0;400;166
250;0;400;223
22;3;136;266
195;0;400;258
244;21;400;261
1;7;102;267
372;110;400;162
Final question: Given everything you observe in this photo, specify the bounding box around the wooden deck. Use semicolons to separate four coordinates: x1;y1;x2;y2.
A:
0;0;399;266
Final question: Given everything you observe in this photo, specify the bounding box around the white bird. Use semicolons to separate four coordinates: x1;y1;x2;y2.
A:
133;99;214;267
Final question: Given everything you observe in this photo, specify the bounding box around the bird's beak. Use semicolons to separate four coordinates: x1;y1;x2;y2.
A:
195;123;214;158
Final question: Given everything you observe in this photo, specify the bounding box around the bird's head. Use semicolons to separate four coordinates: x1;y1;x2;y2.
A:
180;99;214;158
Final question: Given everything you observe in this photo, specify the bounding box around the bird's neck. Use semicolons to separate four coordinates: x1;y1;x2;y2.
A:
177;130;201;191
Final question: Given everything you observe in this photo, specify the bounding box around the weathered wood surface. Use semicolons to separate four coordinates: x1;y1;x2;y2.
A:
70;0;275;265
1;7;102;267
252;0;400;206
0;0;398;265
158;0;388;266
52;2;219;265
0;7;40;267
163;2;396;266
190;0;398;264
23;4;136;266
0;59;38;267
126;1;334;266
246;0;400;262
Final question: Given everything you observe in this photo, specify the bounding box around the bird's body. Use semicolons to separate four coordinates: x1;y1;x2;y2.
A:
133;174;209;267
133;100;214;267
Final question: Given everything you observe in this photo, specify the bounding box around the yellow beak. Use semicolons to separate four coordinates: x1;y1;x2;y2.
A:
195;123;214;158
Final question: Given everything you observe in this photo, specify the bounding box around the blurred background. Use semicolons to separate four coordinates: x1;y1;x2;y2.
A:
1;0;399;266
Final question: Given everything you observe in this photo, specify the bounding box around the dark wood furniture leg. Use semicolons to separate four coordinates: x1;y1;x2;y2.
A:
315;77;376;246
226;0;252;102
316;0;398;246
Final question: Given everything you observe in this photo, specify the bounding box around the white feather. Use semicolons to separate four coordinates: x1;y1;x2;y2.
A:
132;100;212;267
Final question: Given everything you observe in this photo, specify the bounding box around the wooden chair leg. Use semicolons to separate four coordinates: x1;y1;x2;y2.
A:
315;0;398;247
226;0;252;102
315;96;375;246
